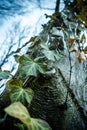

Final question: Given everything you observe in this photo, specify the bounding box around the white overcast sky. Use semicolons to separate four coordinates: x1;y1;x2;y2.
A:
0;0;65;94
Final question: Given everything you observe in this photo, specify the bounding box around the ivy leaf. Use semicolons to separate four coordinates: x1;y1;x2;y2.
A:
80;34;86;43
0;70;11;80
18;55;47;77
41;42;60;61
83;46;87;54
14;54;21;63
18;55;31;64
69;38;75;48
43;49;56;61
76;51;86;63
40;42;49;50
15;123;26;130
51;27;59;35
6;79;23;88
4;102;52;130
10;88;34;104
29;118;52;130
4;102;31;127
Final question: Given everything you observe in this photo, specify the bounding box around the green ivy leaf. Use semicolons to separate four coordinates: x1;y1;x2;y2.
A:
51;27;59;35
28;118;52;130
0;70;11;79
41;42;60;61
15;123;26;130
4;102;31;127
4;102;52;130
23;88;34;104
18;55;47;77
14;55;20;62
6;79;23;88
10;88;34;104
40;41;49;50
43;49;58;61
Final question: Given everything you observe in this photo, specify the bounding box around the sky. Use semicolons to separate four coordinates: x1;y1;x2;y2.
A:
0;0;65;94
1;0;87;116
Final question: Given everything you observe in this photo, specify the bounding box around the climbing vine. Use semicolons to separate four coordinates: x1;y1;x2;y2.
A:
0;0;87;129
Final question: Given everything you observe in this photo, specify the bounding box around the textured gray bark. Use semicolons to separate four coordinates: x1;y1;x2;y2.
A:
29;54;87;130
0;6;87;130
1;53;87;130
28;9;87;129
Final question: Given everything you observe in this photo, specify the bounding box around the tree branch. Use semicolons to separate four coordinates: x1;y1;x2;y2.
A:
55;0;60;12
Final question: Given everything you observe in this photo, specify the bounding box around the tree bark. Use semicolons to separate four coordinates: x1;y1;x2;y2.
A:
28;6;87;129
0;2;87;130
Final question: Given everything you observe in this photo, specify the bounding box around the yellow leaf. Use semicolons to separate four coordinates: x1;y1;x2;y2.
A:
76;52;86;63
69;38;76;47
71;47;78;52
4;102;31;126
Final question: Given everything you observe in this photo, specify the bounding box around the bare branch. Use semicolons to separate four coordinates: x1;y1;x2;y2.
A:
55;0;60;12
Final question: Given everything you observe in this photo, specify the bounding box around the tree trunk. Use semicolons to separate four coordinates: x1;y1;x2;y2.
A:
29;59;87;130
0;3;87;130
28;6;87;130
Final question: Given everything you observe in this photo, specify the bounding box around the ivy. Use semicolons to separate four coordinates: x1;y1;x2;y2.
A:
10;88;34;104
40;41;61;61
4;102;51;130
6;79;34;105
0;70;11;80
6;79;23;88
17;55;47;77
1;1;87;129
